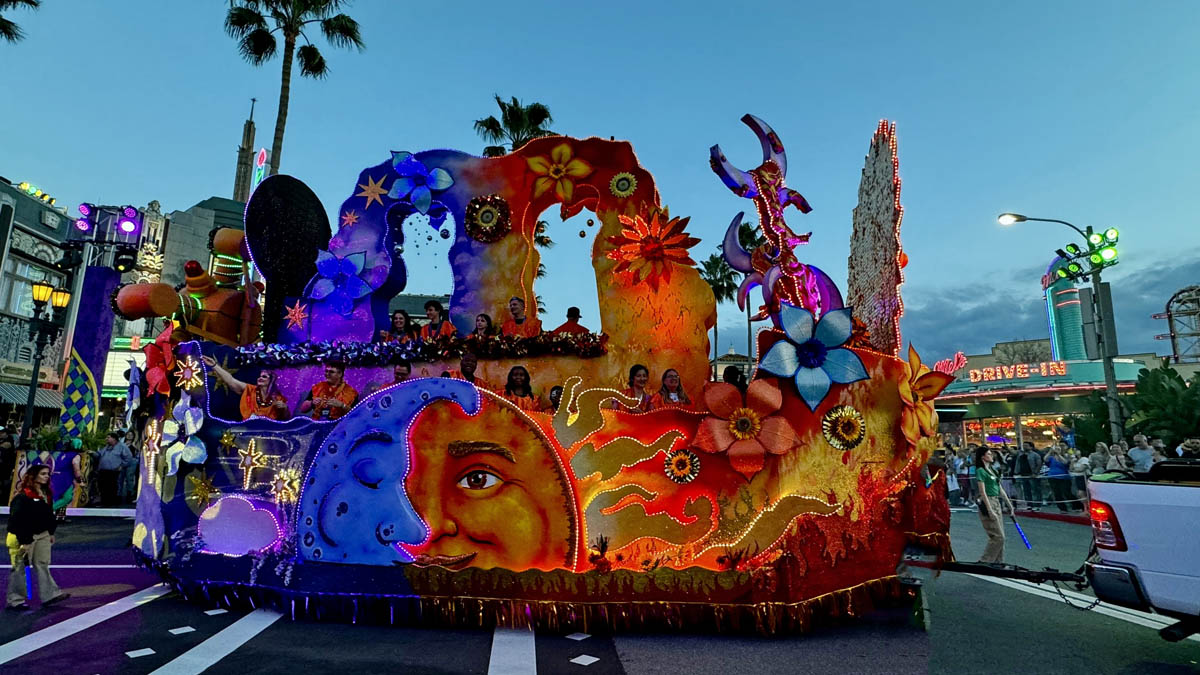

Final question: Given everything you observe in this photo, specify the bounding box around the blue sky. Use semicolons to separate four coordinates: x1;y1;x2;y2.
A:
4;1;1198;360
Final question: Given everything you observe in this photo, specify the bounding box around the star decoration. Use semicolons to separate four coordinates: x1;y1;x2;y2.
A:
207;355;239;394
143;420;162;464
187;473;216;508
355;174;388;210
174;356;204;390
270;467;301;505
340;210;360;227
284;300;309;330
219;430;238;454
238;439;267;490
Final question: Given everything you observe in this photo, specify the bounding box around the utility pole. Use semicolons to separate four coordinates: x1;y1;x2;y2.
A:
1090;269;1124;443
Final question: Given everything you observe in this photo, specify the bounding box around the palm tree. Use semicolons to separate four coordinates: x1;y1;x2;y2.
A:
0;0;40;43
473;96;555;157
700;253;738;379
737;220;766;363
225;0;364;177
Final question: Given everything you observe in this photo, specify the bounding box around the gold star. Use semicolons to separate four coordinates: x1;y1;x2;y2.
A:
340;210;360;227
238;439;267;490
271;468;301;505
284;300;309;330
355;175;388;210
219;430;238;454
174;356;204;390
207;355;239;394
187;473;216;507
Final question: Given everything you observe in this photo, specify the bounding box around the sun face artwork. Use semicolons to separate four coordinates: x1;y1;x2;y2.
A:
127;116;953;633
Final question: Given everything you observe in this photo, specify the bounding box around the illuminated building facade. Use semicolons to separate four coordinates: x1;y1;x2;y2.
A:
1043;257;1086;360
934;339;1156;449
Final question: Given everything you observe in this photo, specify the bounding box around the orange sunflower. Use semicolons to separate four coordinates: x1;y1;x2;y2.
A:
527;143;592;201
693;380;801;479
606;208;700;291
899;344;955;446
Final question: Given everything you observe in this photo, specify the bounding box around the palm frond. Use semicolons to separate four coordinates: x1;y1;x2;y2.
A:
473;116;506;144
296;43;328;78
523;101;553;129
0;16;22;42
225;5;268;38
0;0;42;10
481;145;507;157
319;13;363;50
237;28;278;64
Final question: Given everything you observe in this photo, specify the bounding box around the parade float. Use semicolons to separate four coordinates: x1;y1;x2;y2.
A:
118;115;954;633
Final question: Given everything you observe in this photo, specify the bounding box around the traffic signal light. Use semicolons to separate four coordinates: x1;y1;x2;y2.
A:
113;245;138;273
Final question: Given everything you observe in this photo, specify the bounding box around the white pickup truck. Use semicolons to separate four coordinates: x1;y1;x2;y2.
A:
1086;459;1200;641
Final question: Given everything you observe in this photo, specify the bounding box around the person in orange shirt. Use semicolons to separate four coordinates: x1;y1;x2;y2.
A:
471;313;494;338
420;300;456;340
552;306;589;335
611;364;652;412
649;369;693;410
379;310;416;344
299;362;359;421
448;353;492;391
203;355;289;420
500;297;542;338
502;365;541;411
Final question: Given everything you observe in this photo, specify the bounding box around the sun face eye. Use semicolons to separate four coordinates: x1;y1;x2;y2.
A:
457;470;500;490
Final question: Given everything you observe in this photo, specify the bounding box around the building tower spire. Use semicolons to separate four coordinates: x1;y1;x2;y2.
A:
232;98;257;203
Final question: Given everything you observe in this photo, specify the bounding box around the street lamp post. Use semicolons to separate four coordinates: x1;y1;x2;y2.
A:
997;213;1124;444
18;280;73;448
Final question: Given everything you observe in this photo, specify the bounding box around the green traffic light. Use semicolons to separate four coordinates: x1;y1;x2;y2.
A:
1104;227;1119;242
1089;253;1103;265
1067;262;1082;274
1088;232;1103;245
1065;243;1081;255
1100;246;1118;261
1056;268;1069;279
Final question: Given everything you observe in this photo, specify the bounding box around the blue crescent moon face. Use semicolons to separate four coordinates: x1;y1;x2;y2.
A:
296;378;480;566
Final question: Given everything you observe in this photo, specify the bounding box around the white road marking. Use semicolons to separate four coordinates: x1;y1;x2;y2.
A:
488;627;537;675
967;574;1200;642
203;608;227;616
126;648;156;658
570;655;600;666
0;585;170;664
150;609;282;674
566;632;590;641
168;626;195;635
0;507;134;517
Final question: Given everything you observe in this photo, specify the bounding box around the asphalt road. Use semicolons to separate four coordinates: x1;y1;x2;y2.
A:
0;513;1196;674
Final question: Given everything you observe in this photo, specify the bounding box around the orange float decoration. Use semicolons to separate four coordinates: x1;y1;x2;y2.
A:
128;116;953;634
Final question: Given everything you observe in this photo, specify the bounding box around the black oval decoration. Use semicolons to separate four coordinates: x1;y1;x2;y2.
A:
244;174;332;341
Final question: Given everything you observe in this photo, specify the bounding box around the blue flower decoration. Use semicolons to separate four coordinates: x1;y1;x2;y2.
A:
758;303;869;411
307;250;374;316
388;152;453;215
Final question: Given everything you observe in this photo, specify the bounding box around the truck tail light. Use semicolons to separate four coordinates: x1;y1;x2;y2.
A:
1089;500;1127;551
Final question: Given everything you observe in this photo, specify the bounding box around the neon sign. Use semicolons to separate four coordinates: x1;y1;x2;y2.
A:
251;148;269;194
968;361;1067;383
933;351;967;375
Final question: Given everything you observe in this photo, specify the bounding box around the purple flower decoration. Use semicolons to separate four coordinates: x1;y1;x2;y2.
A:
758;303;868;411
388;151;454;215
306;250;374;316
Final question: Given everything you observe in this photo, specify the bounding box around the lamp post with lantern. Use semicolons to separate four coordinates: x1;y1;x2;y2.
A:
997;213;1123;444
17;280;73;448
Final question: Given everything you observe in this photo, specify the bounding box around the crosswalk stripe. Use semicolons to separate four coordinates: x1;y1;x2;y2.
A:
488;627;537;675
149;608;282;674
0;585;170;664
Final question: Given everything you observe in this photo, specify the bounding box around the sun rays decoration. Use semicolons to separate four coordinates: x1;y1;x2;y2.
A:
606;208;700;291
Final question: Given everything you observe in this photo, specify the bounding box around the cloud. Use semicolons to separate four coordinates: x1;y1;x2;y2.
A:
901;254;1200;360
199;497;281;556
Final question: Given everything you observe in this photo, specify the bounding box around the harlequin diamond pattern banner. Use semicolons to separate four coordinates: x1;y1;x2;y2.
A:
58;348;98;439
